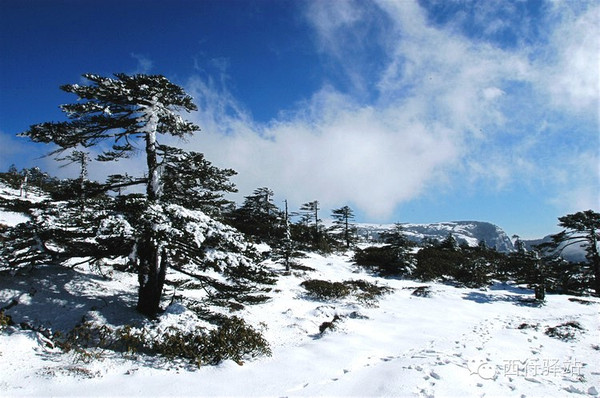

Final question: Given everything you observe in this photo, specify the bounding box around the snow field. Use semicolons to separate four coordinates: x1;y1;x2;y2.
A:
0;250;598;397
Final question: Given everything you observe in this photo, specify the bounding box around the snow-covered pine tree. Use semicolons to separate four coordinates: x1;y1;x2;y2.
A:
299;200;321;244
120;201;276;309
16;73;273;317
20;73;199;200
20;73;199;316
55;150;91;204
380;223;413;249
267;198;306;272
229;187;284;243
440;232;459;251
282;199;292;271
159;145;237;218
330;205;357;248
537;210;600;295
354;223;415;276
0;166;125;278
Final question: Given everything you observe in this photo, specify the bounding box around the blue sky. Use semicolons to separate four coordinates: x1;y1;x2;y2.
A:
0;0;598;239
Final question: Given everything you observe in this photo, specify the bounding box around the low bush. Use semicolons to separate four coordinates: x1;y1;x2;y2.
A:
319;315;342;334
301;280;351;300
56;316;271;367
410;286;432;297
290;263;316;272
0;310;13;330
301;279;392;304
344;280;394;304
155;316;271;366
545;321;584;342
205;316;271;365
568;298;597;305
517;322;539;330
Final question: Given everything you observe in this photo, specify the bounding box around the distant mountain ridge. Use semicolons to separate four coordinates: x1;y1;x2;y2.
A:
356;221;515;252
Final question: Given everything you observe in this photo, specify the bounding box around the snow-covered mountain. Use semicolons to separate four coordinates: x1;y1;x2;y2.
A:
357;221;515;252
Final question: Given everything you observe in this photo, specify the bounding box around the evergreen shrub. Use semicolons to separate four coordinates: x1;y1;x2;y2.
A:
56;316;270;367
0;311;13;330
301;279;392;304
301;280;351;300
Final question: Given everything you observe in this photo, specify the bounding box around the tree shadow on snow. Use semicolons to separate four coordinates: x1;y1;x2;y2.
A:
0;264;143;332
462;283;542;307
487;282;529;293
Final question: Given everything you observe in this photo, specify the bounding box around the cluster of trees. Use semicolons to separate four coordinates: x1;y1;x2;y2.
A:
0;72;365;321
1;165;63;199
224;190;599;301
227;193;358;250
354;212;600;299
0;73;275;318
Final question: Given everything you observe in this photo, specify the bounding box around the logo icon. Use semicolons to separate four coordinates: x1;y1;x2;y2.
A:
467;358;497;380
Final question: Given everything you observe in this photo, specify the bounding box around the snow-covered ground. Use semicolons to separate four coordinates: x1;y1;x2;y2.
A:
1;250;598;397
0;184;36;226
0;184;49;204
0;210;29;227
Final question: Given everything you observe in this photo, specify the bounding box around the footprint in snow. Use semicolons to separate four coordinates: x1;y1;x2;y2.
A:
417;387;435;398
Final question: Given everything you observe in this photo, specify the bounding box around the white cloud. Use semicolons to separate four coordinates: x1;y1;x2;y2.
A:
482;87;505;101
539;3;600;115
165;0;598;221
130;53;154;74
0;131;30;168
183;75;461;220
548;150;600;213
375;0;528;130
305;0;364;55
303;0;391;96
72;0;597;224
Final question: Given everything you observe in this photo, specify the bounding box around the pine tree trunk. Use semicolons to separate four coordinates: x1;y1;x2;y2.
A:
284;249;290;273
284;200;291;272
20;174;28;198
591;228;600;296
314;205;319;244
137;116;165;317
593;259;600;296
145;129;159;201
345;214;349;248
136;234;168;317
534;284;545;301
592;250;600;296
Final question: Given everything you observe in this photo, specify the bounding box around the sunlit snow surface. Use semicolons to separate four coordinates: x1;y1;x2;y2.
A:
0;210;29;227
0;251;598;397
0;184;44;226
